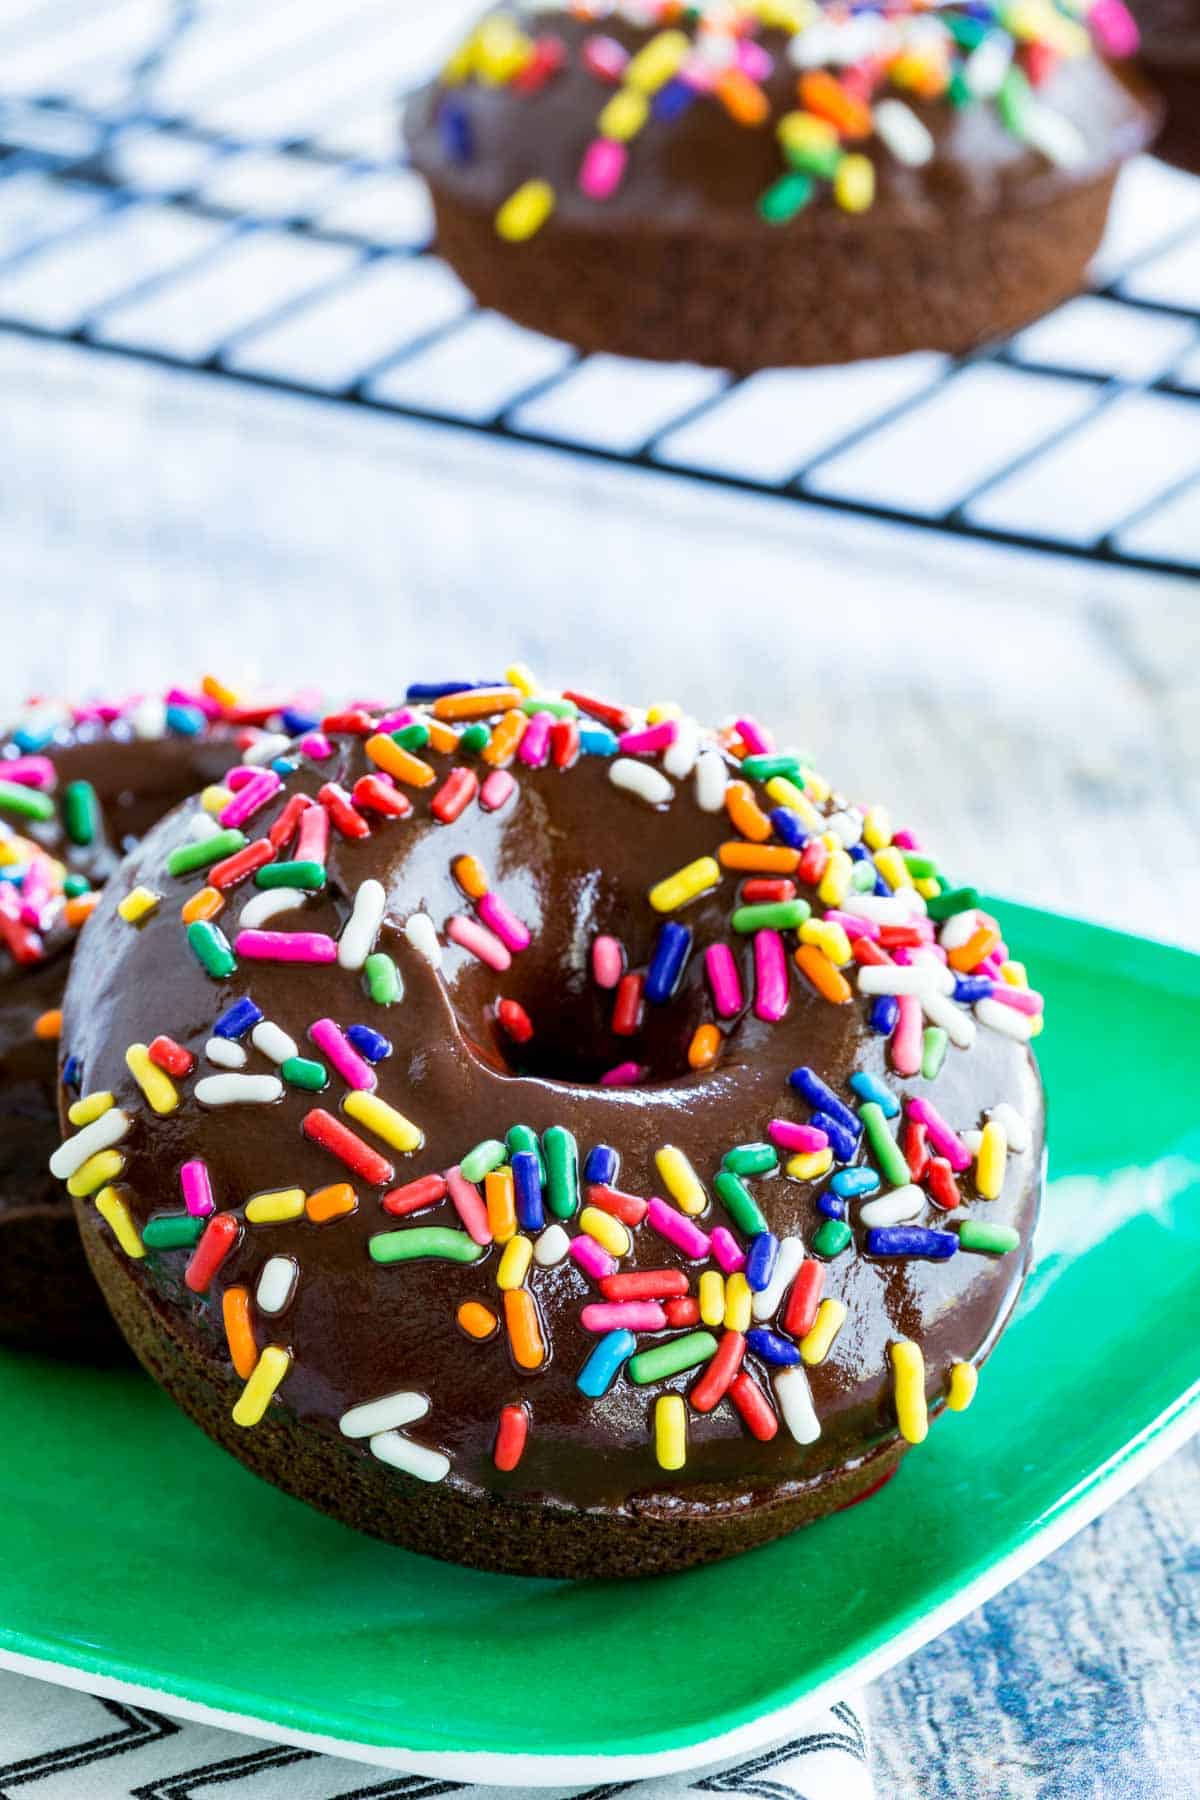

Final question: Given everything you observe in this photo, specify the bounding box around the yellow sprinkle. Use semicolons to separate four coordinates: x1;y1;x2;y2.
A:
891;1338;928;1444
504;661;539;697
648;855;721;914
655;1144;707;1217
1000;960;1028;988
495;179;555;243
976;1119;1007;1200
598;87;650;141
947;1361;978;1412
645;701;682;724
764;775;823;832
654;1393;687;1471
497;1234;533;1291
232;1345;290;1428
1030;1014;1045;1038
800;918;852;966
800;766;830;804
68;1090;113;1127
95;1185;144;1259
724;1271;752;1333
863;805;892;851
245;1187;306;1225
625;28;688;94
579;1206;629;1258
342;1091;423;1154
699;1269;725;1327
68;1149;124;1199
117;886;160;924
201;784;234;816
125;1043;179;1116
474;13;532;83
800;1297;846;1365
874;846;913;890
440;33;477;84
915;877;940;900
834;152;875;214
777;109;838;158
787;1148;833;1182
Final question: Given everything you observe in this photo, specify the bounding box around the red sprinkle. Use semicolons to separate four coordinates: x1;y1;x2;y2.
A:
352;775;412;818
497;999;534;1044
185;1212;239;1294
550;718;580;769
878;925;925;949
562;689;633;732
853;937;892;968
612;972;644;1037
927;1157;961;1212
493;1402;529;1471
689;1330;746;1413
302;1109;393;1185
741;878;797;904
783;1261;825;1339
148;1034;195;1077
600;1268;688;1301
798;839;830;885
511;32;566;93
318;782;371;840
382;1173;448;1217
209;836;274;890
729;1368;779;1441
431;767;479;825
665;1297;700;1327
904;1119;931;1181
268;792;313;849
586;1184;649;1227
320;709;375;736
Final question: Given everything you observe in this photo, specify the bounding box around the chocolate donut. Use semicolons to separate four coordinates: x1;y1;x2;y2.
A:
0;684;320;1355
54;679;1044;1577
405;2;1158;371
1129;0;1200;171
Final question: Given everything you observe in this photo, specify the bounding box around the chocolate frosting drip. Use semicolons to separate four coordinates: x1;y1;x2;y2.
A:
59;709;1042;1516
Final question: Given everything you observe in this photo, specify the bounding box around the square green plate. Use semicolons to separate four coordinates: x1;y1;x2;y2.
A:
1;900;1197;1786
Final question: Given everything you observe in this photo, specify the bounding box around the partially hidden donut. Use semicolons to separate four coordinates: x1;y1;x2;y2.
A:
405;2;1158;371
0;682;320;1355
1129;0;1200;171
54;676;1045;1577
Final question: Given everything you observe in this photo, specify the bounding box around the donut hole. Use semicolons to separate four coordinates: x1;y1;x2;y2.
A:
483;973;715;1091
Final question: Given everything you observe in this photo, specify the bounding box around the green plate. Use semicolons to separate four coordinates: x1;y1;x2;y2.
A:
1;900;1197;1785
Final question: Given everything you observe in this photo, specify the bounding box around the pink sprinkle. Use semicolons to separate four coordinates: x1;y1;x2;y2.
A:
167;687;220;720
989;985;1044;1017
907;1098;973;1172
295;803;329;864
571;1235;616;1282
705;942;743;1018
477;891;531;953
893;947;915;967
768;1119;829;1153
2;756;55;789
235;929;337;964
479;770;515;812
618;721;677;755
219;769;281;830
447;914;510;972
581;1302;666;1333
579;137;627;201
736;39;773;80
733;716;771;755
825;909;879;941
518;711;554;767
891;993;923;1076
374;708;417;733
180;1159;215;1218
753;928;789;1023
710;1226;746;1275
592;934;625;989
224;766;257;793
299;731;334;760
310;1017;376;1091
600;1061;643;1086
646;1197;711;1261
445;1166;492;1246
582;32;627;81
892;828;920;850
1090;0;1139;56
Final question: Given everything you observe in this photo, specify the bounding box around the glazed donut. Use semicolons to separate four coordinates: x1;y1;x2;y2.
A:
0;683;320;1355
54;677;1044;1577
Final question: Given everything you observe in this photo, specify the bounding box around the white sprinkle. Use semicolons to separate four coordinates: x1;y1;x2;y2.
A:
989;1102;1030;1155
404;911;442;970
976;997;1038;1042
340;1390;429;1438
251;1020;298;1065
369;1429;450;1483
533;1223;570;1267
206;1037;246;1069
825;810;863;849
841;893;928;924
694;748;727;813
774;1366;821;1445
129;696;167;739
609;758;673;807
857;965;939;998
194;1074;283;1106
240;888;303;930
752;1234;805;1323
860;1184;926;1228
662;718;701;781
256;1255;297;1316
187;810;222;842
338;878;386;971
921;984;977;1049
1023;103;1089;170
49;1107;131;1179
963;30;1012;98
241;732;292;766
874;98;934;167
939;909;982;951
962;1129;984;1155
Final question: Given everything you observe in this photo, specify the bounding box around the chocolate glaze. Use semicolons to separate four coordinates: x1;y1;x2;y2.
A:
59;703;1042;1520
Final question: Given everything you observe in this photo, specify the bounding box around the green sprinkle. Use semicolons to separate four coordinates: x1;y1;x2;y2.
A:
63;779;99;846
628;1331;718;1386
957;1220;1021;1255
947;68;972;108
997;66;1033;138
187;920;236;980
167;830;247;879
945;11;989;48
364;952;402;1005
507;1123;546;1183
722;1142;779;1178
922;1027;948;1081
63;873;91;898
813;1218;852;1258
0;780;54;823
713;1170;768;1237
731;900;811;934
142;1213;204;1250
850;860;878;893
544;1125;579;1220
520;696;577;719
739;753;805;784
459;722;490;755
903;853;938;880
758;172;814;223
369;1227;484;1265
927;886;980;921
782;140;841;179
254;860;326;890
392;723;430;751
460;1138;506;1184
860;1101;909;1188
281;1056;328;1092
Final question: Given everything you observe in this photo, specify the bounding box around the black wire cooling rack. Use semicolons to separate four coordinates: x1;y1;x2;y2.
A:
1;0;1198;576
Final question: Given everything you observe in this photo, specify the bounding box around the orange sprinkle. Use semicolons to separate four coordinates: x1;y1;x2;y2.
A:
223;1286;257;1380
798;69;873;138
453;854;489;900
716;66;769;125
718;841;800;874
795;943;853;1004
482;709;528;767
65;893;100;929
181;885;224;924
424;717;460;755
33;1008;62;1040
201;673;239;708
724;780;772;843
305;1183;357;1224
688;1023;722;1069
504;1287;545;1369
458;1299;499;1340
948;925;1002;972
433;686;521;721
485;1165;517;1243
364;732;435;788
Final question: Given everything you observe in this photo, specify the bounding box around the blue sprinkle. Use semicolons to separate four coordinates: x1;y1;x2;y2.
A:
62;1053;82;1092
953;975;994;1004
165;703;206;737
870;995;900;1036
850;1071;900;1118
745;1231;778;1293
867;1226;957;1260
830;1166;880;1198
873;874;890;898
584;1143;619;1186
651;75;695;121
213;996;263;1040
346;1024;392;1063
847;842;870;862
0;864;27;884
577;1329;637;1398
810;1110;860;1164
270;756;299;778
405;680;496;703
13;727;53;752
579;724;618;757
645;921;691;1005
768;807;808;850
788;1067;859;1138
818;1194;847;1221
280;707;319;736
512;1151;544;1232
439;98;474;162
746;1328;800;1367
